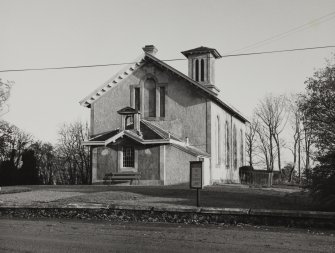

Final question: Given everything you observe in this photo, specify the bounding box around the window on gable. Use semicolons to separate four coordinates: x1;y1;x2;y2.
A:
144;78;156;117
134;87;140;111
123;146;134;168
160;87;165;117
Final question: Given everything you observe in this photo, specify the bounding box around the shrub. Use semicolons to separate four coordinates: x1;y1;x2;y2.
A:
305;152;335;210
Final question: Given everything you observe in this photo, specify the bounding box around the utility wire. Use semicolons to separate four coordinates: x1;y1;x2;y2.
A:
0;59;187;73
226;10;335;54
0;45;335;73
221;45;335;58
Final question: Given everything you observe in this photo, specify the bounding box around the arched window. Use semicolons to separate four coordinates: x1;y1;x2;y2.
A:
125;115;133;129
233;125;237;170
216;116;220;165
225;121;230;168
144;78;156;117
240;129;244;166
200;59;205;82
195;59;199;81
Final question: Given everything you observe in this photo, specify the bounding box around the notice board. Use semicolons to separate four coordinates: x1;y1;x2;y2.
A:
190;161;203;189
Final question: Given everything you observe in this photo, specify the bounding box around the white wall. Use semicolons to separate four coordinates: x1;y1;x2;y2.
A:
210;102;246;183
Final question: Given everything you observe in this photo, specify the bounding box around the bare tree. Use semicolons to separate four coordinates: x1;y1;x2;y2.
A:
245;117;258;167
0;79;13;117
255;94;288;173
29;141;55;184
287;95;303;182
302;116;313;172
0;120;32;164
255;123;278;170
56;121;90;184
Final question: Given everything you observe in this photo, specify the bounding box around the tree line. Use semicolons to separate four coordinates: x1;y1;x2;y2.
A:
246;55;335;208
0;119;90;185
0;78;91;185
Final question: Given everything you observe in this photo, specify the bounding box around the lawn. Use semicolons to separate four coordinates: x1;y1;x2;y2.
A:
0;184;326;211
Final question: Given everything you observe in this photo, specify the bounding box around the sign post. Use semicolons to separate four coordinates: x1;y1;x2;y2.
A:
190;161;203;207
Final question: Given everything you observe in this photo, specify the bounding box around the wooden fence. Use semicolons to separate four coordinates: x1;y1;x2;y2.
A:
239;168;281;186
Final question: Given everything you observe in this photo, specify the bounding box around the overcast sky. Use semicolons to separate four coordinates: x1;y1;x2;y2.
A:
1;0;335;145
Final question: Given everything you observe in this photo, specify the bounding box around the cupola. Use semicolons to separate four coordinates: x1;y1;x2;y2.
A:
117;107;141;135
181;46;221;94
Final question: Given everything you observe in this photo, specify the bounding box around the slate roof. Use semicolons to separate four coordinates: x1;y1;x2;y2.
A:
171;142;210;157
82;120;209;157
125;122;163;140
90;129;120;141
141;120;181;141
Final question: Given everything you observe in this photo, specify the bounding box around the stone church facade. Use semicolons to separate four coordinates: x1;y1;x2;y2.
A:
81;45;248;185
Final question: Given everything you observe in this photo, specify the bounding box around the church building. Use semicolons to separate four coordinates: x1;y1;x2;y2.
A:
80;45;248;185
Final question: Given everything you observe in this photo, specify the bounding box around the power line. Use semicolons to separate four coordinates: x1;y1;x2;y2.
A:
226;10;335;54
221;45;335;58
0;59;187;73
0;45;334;73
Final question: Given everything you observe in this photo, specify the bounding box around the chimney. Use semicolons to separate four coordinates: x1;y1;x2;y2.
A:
142;45;158;55
181;46;221;94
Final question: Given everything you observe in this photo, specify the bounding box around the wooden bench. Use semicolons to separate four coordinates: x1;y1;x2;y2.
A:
103;172;141;185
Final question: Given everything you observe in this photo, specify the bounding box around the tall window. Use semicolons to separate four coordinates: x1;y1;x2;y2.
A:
233;125;237;170
144;78;156;117
200;59;205;82
216;116;221;164
134;87;140;111
240;129;244;166
225;122;230;168
195;59;199;81
123;146;134;168
160;87;165;117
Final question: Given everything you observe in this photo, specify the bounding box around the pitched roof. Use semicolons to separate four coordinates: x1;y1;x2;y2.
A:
141;120;181;141
79;54;145;108
181;46;222;59
144;53;248;122
171;142;210;157
90;129;120;141
82;120;209;157
79;51;248;123
82;119;172;146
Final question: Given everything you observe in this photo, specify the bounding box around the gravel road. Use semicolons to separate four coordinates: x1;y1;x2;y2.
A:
0;218;334;253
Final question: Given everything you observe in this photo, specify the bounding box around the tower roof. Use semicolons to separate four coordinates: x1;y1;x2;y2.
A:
181;46;222;59
117;106;139;115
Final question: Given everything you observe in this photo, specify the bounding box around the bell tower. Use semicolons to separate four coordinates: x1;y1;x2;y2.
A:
181;46;221;94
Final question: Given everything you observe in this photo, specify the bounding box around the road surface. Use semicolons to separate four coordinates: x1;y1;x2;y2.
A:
0;218;334;252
